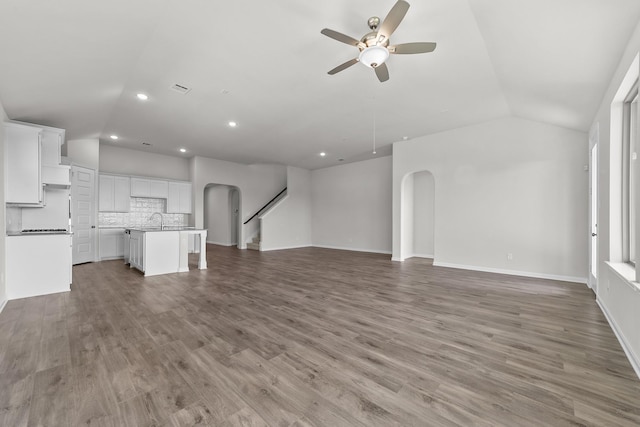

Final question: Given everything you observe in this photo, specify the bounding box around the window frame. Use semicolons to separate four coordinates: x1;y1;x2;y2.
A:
621;81;638;266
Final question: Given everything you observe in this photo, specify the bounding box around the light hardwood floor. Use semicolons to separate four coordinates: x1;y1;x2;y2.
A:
0;246;639;426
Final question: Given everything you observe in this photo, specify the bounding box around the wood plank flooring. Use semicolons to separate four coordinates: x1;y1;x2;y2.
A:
1;245;639;426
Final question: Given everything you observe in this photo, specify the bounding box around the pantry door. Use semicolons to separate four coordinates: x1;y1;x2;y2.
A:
71;165;96;264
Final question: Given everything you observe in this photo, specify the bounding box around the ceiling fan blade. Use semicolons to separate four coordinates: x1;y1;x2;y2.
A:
374;63;389;82
321;28;362;47
328;58;359;75
377;0;410;45
389;42;437;54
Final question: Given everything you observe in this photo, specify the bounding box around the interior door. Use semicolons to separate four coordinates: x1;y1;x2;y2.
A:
589;126;599;291
71;165;96;264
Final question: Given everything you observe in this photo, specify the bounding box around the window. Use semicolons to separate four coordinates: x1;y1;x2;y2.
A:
622;81;638;265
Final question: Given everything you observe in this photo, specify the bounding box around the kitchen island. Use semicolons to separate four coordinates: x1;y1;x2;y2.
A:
125;227;207;276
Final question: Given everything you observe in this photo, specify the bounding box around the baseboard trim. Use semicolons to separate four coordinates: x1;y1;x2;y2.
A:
261;244;313;252
313;245;392;255
410;253;434;259
0;298;7;314
432;261;588;284
207;240;236;247
597;299;640;380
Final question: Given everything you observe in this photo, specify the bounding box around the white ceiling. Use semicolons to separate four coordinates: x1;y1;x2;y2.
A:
0;0;639;169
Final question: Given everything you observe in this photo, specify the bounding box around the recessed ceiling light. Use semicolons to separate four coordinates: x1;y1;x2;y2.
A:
179;148;187;153
228;121;237;127
136;93;148;101
110;135;119;140
320;152;326;157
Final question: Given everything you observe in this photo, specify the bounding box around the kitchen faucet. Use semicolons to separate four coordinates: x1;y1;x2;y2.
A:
149;212;164;230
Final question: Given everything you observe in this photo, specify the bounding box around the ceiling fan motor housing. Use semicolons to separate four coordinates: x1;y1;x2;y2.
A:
368;16;381;30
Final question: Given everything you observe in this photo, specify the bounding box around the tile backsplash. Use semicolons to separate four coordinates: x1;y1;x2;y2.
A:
99;198;188;228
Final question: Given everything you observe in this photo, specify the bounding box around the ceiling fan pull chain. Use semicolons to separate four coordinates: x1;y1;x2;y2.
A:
373;104;377;155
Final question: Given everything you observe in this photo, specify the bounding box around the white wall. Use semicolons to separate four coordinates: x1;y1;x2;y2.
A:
99;145;190;181
311;156;392;254
590;19;640;377
393;116;588;282
261;167;312;251
204;184;237;246
67;138;99;170
413;171;435;258
0;100;7;311
191;156;287;248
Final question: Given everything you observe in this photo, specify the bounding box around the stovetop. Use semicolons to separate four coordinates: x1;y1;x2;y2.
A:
21;228;69;234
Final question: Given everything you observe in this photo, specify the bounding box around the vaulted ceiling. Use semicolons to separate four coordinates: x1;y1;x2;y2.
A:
0;0;639;169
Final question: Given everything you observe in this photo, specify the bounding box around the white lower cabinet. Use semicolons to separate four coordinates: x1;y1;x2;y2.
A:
99;228;125;260
6;234;72;300
129;230;144;271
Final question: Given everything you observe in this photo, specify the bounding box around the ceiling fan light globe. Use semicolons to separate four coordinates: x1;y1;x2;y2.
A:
359;45;389;69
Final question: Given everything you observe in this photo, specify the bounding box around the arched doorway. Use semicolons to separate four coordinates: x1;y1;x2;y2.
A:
203;184;241;248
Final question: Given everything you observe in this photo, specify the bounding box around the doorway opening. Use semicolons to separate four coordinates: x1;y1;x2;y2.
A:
400;170;435;261
203;184;241;248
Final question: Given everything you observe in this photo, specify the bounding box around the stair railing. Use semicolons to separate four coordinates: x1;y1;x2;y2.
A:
243;187;287;225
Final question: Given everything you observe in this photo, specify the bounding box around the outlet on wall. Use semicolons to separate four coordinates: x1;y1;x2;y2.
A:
507;253;513;261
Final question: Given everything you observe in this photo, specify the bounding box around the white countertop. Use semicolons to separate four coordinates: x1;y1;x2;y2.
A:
126;226;203;232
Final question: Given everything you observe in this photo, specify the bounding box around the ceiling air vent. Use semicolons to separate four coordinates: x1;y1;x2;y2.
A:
169;83;191;94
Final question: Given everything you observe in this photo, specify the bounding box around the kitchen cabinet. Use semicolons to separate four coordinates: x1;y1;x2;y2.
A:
99;228;125;260
40;127;64;166
130;177;168;198
6;234;72;299
167;181;192;213
99;174;130;212
5;122;43;205
123;230;131;264
129;230;144;271
14;121;70;187
41;126;70;186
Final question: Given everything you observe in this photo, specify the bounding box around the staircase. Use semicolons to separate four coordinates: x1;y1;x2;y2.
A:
247;234;261;251
244;187;287;252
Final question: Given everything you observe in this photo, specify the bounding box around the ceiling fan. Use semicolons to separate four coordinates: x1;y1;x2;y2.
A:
321;0;436;82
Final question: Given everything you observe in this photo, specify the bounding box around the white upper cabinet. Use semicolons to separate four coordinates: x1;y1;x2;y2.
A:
99;174;130;212
130;177;168;198
5;122;43;205
40;127;70;186
149;179;168;198
40;127;64;166
167;182;192;214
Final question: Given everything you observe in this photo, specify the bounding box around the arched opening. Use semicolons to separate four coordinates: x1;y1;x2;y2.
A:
400;170;435;261
203;184;242;248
